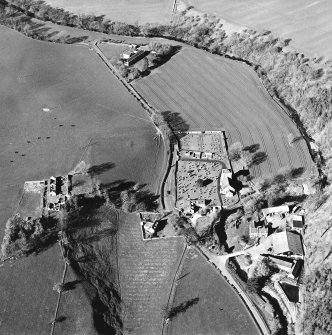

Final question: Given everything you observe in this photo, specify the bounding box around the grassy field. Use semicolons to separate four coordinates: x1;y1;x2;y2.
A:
0;26;163;241
183;0;332;59
167;247;260;335
0;245;63;334
134;46;312;178
45;0;175;24
0;26;164;334
117;212;185;334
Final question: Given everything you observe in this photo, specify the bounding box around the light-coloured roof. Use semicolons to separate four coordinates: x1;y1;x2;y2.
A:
269;256;294;269
261;205;289;217
272;231;303;255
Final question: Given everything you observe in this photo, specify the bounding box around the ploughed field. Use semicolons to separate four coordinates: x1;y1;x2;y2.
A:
184;0;332;59
134;47;312;178
45;0;175;24
168;248;260;335
117;213;185;335
0;26;163;334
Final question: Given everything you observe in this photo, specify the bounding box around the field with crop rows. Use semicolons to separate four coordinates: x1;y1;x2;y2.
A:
134;47;312;178
168;247;260;335
117;213;185;334
46;0;175;24
183;0;332;59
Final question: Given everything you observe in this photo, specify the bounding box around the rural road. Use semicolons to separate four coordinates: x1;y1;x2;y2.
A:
202;249;271;335
86;40;270;335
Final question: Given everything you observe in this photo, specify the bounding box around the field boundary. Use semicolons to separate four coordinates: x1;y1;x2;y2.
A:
161;243;187;335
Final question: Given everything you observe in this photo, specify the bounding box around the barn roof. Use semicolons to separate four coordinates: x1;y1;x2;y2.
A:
269;255;294;269
292;215;304;228
272;231;304;255
261;205;289;217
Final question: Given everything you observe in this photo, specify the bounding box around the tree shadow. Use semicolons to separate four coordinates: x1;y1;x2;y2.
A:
65;36;89;44
62;279;84;291
203;178;213;187
168;297;199;319
161;111;190;143
250;151;267;166
87;162;115;177
76;227;117;244
243;143;260;153
290;167;304;178
102;180;159;211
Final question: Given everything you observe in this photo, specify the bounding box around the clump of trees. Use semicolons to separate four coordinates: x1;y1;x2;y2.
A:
246;257;278;294
1;213;60;258
228;141;267;168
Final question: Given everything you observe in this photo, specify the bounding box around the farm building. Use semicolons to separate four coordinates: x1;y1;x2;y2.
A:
121;45;138;59
124;49;147;66
291;215;304;232
261;205;289;220
272;231;304;257
46;175;70;211
268;255;294;272
279;282;300;303
220;169;236;197
249;221;268;238
289;259;304;280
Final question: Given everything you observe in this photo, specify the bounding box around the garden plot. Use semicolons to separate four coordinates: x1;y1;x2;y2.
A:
179;131;227;161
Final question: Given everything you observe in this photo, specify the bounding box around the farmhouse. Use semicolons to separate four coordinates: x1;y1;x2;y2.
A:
261;205;289;220
220;169;236;197
268;255;294;272
124;49;147;66
291;215;304;232
249;221;268;238
289;259;304;280
46;175;70;211
272;231;304;257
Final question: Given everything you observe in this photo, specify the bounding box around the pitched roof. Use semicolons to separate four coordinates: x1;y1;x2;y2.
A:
292;215;304;228
269;255;294;269
261;205;289;217
272;231;304;255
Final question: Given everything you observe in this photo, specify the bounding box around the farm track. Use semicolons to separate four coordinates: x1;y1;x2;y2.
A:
135;47;312;178
117;213;185;335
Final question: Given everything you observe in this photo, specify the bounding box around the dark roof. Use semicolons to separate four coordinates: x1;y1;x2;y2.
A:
126;49;147;64
280;282;299;303
293;220;303;228
273;231;304;255
292;259;304;278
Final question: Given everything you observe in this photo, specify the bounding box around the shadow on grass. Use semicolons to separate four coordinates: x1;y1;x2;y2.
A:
102;180;159;211
243;143;260;153
161;110;190;143
168;297;199;320
250;151;268;166
87;162;115;177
